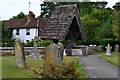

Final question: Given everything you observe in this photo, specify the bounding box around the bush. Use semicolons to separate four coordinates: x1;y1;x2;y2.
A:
32;61;81;78
24;41;34;47
2;42;14;47
100;39;120;51
60;40;70;46
39;41;52;47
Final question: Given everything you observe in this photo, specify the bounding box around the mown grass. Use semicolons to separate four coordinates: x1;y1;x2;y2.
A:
99;52;120;67
0;57;2;79
2;56;87;78
88;52;105;55
63;56;87;78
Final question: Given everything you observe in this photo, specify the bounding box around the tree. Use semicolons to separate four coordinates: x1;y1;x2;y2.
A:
10;12;27;20
40;2;108;18
2;21;12;43
112;2;120;41
113;1;120;11
112;11;120;41
81;8;114;43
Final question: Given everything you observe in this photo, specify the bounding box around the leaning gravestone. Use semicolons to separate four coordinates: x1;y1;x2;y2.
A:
44;43;60;73
105;44;112;56
114;44;119;52
14;39;26;68
57;42;64;65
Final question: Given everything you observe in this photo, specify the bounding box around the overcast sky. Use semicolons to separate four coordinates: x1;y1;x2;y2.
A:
0;0;119;20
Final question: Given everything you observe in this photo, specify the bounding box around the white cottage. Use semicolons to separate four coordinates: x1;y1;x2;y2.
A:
5;11;48;43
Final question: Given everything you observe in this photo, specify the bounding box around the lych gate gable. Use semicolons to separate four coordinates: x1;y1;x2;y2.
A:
41;4;86;41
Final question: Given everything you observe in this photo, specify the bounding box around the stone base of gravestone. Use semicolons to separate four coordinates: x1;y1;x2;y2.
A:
34;52;41;60
29;51;42;60
105;52;111;56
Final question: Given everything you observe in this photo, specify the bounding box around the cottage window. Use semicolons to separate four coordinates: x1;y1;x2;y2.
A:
16;29;19;35
26;28;30;35
26;40;29;42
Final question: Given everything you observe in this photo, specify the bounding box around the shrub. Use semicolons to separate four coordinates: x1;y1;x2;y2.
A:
100;39;120;51
32;61;81;78
39;41;52;47
2;42;14;47
59;40;70;46
24;41;34;47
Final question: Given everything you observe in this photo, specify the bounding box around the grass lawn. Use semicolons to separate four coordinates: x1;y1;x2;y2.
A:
2;56;87;78
99;52;120;67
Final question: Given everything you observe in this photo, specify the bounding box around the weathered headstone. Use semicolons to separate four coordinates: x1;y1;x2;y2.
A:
105;44;112;56
29;36;41;60
14;39;26;68
114;44;119;52
63;49;67;56
44;43;60;73
57;42;64;65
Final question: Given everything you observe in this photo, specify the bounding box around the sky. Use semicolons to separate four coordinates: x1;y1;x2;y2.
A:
0;0;119;20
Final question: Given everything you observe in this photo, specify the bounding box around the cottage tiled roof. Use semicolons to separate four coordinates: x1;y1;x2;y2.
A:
41;4;86;41
4;18;48;29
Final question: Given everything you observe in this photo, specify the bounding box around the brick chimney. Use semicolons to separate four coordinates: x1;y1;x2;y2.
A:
28;11;35;22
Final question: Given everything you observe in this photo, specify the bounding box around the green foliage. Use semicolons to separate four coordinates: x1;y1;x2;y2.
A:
38;61;81;78
81;8;115;43
100;39;120;50
40;2;108;18
2;42;14;47
24;41;52;47
112;11;120;41
24;41;34;47
9;12;27;20
39;41;52;47
2;22;12;43
59;40;70;46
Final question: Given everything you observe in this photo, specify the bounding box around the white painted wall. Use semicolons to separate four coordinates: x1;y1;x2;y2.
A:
12;28;38;43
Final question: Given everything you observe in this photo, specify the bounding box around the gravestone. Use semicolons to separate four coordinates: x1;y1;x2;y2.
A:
57;42;64;65
44;43;60;73
114;44;119;52
14;39;26;68
29;36;41;60
63;49;67;56
105;44;112;56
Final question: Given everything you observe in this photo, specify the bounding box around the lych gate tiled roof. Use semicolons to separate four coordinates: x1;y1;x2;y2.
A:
41;4;86;41
4;18;48;29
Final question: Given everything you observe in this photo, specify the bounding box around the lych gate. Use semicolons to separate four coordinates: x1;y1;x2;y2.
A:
41;4;86;56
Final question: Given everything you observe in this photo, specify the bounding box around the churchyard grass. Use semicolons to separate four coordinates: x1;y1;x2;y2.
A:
63;56;87;78
99;52;120;67
2;56;86;78
88;52;105;55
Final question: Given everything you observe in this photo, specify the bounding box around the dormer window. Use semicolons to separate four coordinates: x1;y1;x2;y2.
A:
26;28;30;35
16;29;19;35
